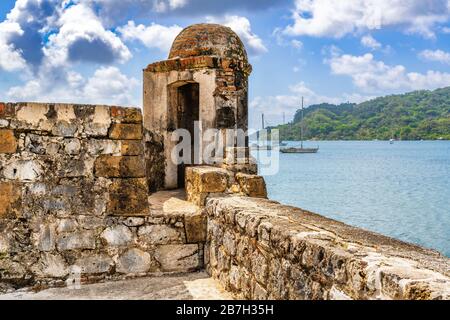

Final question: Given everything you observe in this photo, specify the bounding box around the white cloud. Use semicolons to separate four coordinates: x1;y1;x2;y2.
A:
7;66;139;106
206;15;268;55
291;39;303;50
361;35;382;50
329;53;450;92
43;3;131;67
0;21;27;71
284;0;450;38
443;26;450;33
118;21;182;52
153;0;189;12
83;67;139;105
419;49;450;64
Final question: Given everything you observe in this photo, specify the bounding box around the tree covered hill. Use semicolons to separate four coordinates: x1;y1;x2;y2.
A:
274;87;450;141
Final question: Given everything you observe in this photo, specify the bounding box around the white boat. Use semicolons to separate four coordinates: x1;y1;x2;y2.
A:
280;97;319;154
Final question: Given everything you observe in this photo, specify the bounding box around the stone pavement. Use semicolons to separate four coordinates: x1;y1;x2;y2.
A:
0;271;233;300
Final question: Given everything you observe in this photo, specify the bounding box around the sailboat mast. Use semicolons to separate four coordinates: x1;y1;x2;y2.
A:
301;97;304;149
262;113;265;130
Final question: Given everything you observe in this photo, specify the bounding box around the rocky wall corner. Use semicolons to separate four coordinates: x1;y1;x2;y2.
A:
204;195;450;300
0;102;203;293
183;166;450;300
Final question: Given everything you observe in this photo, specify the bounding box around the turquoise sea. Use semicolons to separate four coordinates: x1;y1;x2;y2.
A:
254;141;450;257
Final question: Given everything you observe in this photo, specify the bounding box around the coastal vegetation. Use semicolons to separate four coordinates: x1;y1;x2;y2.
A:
273;87;450;141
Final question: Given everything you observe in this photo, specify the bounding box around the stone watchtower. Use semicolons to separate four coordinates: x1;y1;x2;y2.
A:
143;24;254;190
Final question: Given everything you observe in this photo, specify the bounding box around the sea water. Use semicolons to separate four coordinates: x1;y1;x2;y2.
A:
255;141;450;257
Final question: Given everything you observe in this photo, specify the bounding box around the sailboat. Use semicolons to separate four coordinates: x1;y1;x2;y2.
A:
280;97;319;154
251;113;272;150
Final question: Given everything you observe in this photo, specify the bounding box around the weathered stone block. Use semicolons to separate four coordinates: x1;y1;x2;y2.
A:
86;139;121;155
31;253;69;278
155;244;201;272
0;182;21;218
185;213;207;243
57;219;78;233
253;281;268;300
75;254;114;274
109;124;142;140
217;247;231;272
111;106;142;123
16;103;52;131
101;225;134;247
229;265;241;290
83;105;111;137
251;250;269;286
0;129;17;153
187;167;230;193
108;178;149;216
35;224;56;252
117;248;152;274
185;166;230;206
0;119;9;128
0;103;15;118
56;231;96;251
54;104;76;122
94;155;145;178
64;138;81;155
76;216;104;229
52;121;78;137
121;140;144;156
236;173;267;198
24;134;47;154
0;233;10;253
3;160;44;181
223;230;237;256
123;217;145;227
138;225;184;245
57;158;93;178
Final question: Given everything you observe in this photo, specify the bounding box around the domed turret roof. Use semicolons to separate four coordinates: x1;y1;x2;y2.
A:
168;23;248;63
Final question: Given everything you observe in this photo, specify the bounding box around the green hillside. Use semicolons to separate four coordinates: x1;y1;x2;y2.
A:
274;87;450;141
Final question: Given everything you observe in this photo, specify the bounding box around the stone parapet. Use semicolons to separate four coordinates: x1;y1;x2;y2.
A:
0;102;148;218
185;166;267;207
0;103;202;292
204;196;450;300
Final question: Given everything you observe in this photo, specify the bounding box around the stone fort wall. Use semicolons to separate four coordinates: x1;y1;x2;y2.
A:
0;102;203;292
0;102;449;299
184;167;450;300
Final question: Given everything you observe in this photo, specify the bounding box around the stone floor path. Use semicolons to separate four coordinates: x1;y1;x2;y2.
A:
0;272;233;300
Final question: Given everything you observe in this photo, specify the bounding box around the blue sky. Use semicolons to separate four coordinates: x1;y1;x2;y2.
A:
1;1;450;129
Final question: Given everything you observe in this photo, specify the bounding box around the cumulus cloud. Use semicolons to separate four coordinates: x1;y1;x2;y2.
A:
81;0;288;25
419;49;450;64
7;66;139;106
284;0;450;38
0;0;61;69
328;53;450;92
44;3;131;67
83;67;139;105
206;15;267;55
0;20;27;71
361;35;382;50
153;0;189;12
0;0;131;71
118;21;182;52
